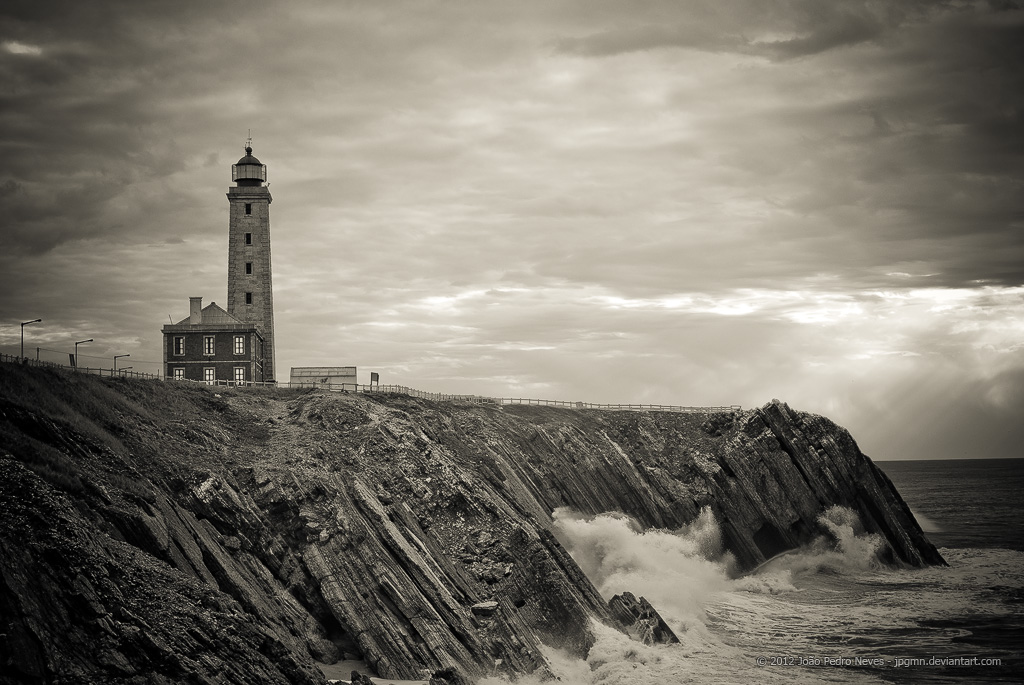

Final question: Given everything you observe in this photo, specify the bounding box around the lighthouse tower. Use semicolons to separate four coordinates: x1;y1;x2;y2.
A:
227;142;276;382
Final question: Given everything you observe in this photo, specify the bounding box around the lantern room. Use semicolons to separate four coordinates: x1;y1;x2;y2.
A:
231;145;267;186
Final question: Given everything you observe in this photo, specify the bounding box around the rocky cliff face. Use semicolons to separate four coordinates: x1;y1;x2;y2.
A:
0;364;943;684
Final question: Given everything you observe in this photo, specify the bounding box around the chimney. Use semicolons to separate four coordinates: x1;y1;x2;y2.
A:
189;297;203;325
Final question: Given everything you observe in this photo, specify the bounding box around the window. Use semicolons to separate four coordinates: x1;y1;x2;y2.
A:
245;233;252;245
173;336;184;356
173;368;184;380
234;335;245;355
245;292;253;305
234;367;246;384
245;262;252;274
204;368;215;385
245;203;252;215
203;335;215;355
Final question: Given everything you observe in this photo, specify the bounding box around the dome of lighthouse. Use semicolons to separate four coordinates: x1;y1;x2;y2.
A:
236;146;262;166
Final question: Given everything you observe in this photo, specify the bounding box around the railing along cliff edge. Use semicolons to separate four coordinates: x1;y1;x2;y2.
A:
0;354;740;413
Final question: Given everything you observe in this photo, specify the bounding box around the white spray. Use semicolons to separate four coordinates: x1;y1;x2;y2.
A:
482;505;889;685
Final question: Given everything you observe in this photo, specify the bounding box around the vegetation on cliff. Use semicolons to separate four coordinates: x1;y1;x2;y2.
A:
0;363;942;683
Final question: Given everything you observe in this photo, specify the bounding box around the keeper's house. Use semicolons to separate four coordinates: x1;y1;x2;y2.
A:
162;297;266;384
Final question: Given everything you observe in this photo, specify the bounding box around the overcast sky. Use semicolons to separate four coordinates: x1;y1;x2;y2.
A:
1;1;1022;460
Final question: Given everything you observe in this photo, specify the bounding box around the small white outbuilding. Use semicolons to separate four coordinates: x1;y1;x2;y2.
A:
289;366;357;389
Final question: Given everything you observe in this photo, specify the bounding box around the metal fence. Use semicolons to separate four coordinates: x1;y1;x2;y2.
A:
0;353;162;380
164;379;741;413
0;354;740;414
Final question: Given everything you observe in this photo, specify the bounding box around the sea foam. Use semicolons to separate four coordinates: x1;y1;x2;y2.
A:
479;506;896;684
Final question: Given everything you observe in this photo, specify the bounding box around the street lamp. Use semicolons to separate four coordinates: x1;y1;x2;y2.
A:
74;339;93;368
20;319;41;359
114;354;130;371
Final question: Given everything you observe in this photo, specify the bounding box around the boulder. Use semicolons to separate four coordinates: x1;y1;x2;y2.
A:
470;600;499;617
608;592;679;645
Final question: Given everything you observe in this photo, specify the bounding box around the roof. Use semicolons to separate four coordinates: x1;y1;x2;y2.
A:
172;301;243;326
163;302;264;335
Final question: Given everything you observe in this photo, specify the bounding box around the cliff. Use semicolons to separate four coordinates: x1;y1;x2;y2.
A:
0;363;943;684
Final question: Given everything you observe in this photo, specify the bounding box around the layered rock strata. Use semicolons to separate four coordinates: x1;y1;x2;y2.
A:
0;364;943;684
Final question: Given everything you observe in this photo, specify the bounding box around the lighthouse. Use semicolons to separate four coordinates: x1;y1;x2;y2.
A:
226;142;276;382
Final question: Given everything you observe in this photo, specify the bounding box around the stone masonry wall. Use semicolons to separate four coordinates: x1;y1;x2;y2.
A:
227;186;276;382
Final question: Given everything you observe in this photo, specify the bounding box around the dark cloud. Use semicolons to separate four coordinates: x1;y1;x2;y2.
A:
756;14;882;59
552;0;929;59
556;24;743;56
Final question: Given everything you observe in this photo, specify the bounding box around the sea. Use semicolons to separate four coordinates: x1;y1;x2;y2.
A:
480;458;1024;685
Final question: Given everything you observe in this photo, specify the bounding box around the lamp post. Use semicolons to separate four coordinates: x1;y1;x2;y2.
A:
20;319;41;359
74;339;93;368
114;354;130;371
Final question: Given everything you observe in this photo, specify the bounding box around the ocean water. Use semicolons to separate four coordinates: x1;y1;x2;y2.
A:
481;458;1024;684
880;459;1024;553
